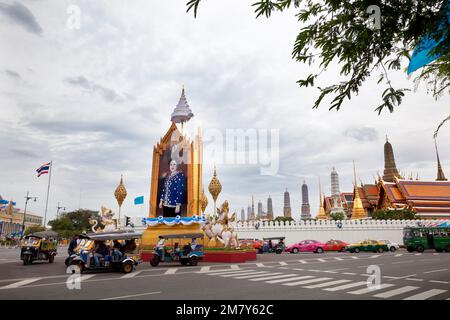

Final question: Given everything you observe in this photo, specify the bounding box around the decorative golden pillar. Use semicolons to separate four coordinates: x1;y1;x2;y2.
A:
114;175;127;228
208;166;222;217
316;177;328;220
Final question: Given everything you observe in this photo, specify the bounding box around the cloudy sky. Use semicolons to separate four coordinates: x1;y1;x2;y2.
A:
1;0;449;224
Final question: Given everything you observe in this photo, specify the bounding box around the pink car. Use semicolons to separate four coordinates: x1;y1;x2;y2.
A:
285;240;326;254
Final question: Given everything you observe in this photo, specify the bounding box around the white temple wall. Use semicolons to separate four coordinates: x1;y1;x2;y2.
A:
235;220;444;245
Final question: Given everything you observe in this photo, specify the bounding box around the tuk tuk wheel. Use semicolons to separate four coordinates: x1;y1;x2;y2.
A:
180;258;189;266
275;248;282;254
23;255;31;265
71;261;84;274
48;255;54;263
121;261;133;273
189;256;198;266
150;255;159;267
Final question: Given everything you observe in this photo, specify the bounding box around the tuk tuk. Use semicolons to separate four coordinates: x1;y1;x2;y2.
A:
69;229;142;274
262;237;286;254
150;233;204;267
20;231;58;265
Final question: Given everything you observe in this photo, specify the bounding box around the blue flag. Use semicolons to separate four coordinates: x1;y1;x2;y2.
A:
134;196;144;205
407;2;449;74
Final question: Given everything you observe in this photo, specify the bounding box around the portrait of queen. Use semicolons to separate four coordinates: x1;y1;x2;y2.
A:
158;159;186;217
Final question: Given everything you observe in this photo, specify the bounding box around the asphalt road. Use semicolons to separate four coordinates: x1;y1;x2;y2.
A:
0;247;449;300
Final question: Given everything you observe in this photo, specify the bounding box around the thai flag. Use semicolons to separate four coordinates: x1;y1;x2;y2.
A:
36;162;51;177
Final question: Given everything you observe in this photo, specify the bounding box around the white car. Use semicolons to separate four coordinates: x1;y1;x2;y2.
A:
380;240;400;252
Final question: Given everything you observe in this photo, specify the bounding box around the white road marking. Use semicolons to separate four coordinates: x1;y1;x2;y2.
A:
120;271;143;279
279;262;287;266
405;278;424;282
230;264;240;269
347;283;395;295
394;254;403;257
327;268;349;272
317;259;326;262
283;277;332;287
307;270;321;272
303;279;351;289
334;257;343;261
164;268;178;275
293;268;304;271
232;272;272;279
369;255;381;258
80;275;96;281
199;268;236;274
248;274;291;282
323;271;338;274
220;271;257;278
423;269;448;274
265;276;314;284
298;260;308;264
207;270;255;276
429;280;449;284
373;286;419;298
199;266;210;272
351;256;359;259
101;291;161;300
342;272;356;275
383;274;416;280
0;278;42;290
433;253;439;256
415;253;422;256
324;281;367;292
404;289;447;300
255;263;265;267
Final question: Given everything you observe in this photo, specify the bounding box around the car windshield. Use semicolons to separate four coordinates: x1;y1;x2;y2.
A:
403;230;413;239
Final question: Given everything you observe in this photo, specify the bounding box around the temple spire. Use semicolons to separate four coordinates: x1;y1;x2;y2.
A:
382;135;402;182
435;138;447;181
316;176;327;220
171;86;194;125
351;161;366;219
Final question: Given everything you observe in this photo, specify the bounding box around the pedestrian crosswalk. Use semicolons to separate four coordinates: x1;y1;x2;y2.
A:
204;268;449;300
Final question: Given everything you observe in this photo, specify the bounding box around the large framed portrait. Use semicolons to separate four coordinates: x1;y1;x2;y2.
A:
156;137;188;217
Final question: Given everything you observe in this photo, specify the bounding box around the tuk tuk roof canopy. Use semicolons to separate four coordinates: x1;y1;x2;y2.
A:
26;231;59;239
159;233;204;239
86;230;143;241
263;237;285;240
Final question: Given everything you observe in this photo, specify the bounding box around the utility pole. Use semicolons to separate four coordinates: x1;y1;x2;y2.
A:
21;191;37;238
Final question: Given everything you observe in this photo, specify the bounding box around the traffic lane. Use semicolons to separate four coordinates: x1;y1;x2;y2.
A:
0;254;68;280
0;268;367;300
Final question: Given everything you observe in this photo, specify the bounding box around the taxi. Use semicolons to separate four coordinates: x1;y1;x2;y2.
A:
345;239;388;253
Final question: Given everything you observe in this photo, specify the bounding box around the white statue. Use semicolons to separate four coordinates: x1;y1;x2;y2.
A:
89;206;117;233
202;200;239;248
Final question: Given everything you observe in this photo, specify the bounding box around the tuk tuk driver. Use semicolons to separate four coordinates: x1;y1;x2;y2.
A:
87;240;108;267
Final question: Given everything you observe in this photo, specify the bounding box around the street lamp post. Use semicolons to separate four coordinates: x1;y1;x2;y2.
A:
56;202;66;219
21;191;37;238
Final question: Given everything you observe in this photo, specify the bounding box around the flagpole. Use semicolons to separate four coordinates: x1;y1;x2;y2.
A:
43;160;52;228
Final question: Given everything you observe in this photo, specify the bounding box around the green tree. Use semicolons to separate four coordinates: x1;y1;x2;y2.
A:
372;208;416;220
273;216;294;223
329;211;345;221
186;0;449;131
48;209;101;238
24;225;46;235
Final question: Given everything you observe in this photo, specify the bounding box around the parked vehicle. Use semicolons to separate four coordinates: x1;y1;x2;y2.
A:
379;240;400;252
20;231;58;265
262;237;285;254
345;240;388;253
239;239;263;253
324;239;348;252
69;230;142;274
403;227;450;253
285;240;326;254
150;233;204;267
